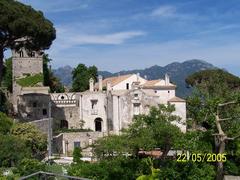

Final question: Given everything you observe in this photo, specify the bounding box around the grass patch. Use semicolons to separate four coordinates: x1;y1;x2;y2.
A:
16;73;43;87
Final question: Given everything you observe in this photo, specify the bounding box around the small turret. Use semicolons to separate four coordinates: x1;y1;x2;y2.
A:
165;74;170;85
107;81;112;92
98;75;103;91
89;78;94;92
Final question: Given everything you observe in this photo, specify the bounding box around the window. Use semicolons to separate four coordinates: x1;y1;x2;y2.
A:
30;52;35;57
133;103;140;115
61;96;65;100
155;90;157;93
126;83;129;90
91;100;98;109
70;112;72;118
33;102;37;107
42;109;47;116
95;118;102;132
74;141;81;148
168;91;170;93
60;120;68;129
19;51;23;57
134;93;138;97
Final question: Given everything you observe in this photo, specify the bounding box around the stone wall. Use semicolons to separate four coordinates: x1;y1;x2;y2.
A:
54;132;106;157
18;94;50;121
12;48;43;112
169;101;187;132
52;106;80;129
28;118;50;135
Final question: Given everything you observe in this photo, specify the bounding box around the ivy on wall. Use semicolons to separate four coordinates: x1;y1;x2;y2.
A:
16;73;43;87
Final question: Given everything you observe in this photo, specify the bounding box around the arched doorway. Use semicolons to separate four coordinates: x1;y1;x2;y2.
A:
60;120;68;129
95;118;103;132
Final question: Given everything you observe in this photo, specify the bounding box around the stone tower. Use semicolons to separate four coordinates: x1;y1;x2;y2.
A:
12;39;44;112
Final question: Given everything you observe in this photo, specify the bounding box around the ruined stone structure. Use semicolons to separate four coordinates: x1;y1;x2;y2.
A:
12;39;49;113
13;47;186;155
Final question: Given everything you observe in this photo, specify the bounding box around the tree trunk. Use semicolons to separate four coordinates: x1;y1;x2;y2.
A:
216;138;225;180
0;47;3;85
161;145;171;160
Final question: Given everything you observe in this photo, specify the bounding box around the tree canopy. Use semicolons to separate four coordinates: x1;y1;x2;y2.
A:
0;0;56;83
11;123;47;159
43;54;65;93
2;57;12;92
0;112;13;135
93;104;183;160
186;69;240;179
186;69;240;97
72;64;98;92
70;104;217;179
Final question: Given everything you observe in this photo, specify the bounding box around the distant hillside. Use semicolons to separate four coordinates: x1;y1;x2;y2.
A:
53;59;216;97
53;65;73;87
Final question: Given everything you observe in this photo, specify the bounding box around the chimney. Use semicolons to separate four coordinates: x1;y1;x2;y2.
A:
89;78;94;92
98;75;103;91
137;73;140;82
144;75;148;80
165;74;170;85
107;81;112;92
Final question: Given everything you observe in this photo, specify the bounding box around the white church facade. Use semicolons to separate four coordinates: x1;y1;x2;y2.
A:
48;73;186;134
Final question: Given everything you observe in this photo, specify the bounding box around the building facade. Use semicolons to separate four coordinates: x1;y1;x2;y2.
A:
13;48;186;155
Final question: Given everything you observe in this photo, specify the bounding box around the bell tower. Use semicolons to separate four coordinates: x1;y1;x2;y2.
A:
12;38;45;113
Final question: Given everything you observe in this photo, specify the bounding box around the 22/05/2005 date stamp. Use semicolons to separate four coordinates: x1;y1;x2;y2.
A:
177;153;227;163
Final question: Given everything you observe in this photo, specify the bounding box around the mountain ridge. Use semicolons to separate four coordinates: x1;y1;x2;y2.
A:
53;59;216;97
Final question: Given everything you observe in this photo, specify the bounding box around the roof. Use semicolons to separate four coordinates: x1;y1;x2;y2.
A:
143;79;176;88
168;96;185;102
96;74;133;88
143;80;161;86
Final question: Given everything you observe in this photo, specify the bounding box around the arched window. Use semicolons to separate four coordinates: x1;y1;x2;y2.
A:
19;51;24;57
95;118;103;132
30;52;35;57
60;120;68;129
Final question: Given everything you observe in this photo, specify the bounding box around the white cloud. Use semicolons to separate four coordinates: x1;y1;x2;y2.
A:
69;31;145;45
48;28;146;58
52;27;145;51
151;5;177;17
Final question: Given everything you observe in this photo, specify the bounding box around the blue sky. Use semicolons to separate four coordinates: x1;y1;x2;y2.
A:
17;0;240;75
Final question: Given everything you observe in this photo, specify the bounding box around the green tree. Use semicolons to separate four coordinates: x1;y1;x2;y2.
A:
73;147;83;164
158;160;215;180
186;69;240;179
16;158;46;176
0;135;30;167
93;135;129;160
0;112;13;135
43;54;64;93
125;104;183;159
0;0;56;83
93;105;183;160
2;58;12;92
72;64;98;92
186;69;240;98
0;90;7;113
68;157;143;180
11;123;47;160
136;158;160;180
